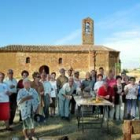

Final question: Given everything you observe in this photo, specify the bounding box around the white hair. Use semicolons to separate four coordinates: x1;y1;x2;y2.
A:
23;78;30;85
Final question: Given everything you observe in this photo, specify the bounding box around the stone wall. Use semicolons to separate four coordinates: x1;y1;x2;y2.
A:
0;52;89;78
0;51;119;79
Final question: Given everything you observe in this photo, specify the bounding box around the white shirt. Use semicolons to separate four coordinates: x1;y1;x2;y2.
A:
74;78;81;89
124;84;138;99
94;81;104;91
50;81;57;98
0;82;10;103
58;83;76;101
41;81;52;96
4;78;17;93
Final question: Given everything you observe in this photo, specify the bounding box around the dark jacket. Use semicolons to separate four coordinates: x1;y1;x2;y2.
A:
114;83;126;105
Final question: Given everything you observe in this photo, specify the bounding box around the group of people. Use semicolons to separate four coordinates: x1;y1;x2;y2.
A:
0;67;140;140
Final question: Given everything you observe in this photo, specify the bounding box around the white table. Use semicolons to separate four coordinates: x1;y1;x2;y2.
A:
74;96;113;132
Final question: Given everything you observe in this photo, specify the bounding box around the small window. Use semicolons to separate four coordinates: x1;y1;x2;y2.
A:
26;57;30;64
58;58;62;64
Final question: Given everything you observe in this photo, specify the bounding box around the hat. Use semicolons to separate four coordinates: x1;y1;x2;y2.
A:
59;68;66;73
7;69;13;74
34;114;45;123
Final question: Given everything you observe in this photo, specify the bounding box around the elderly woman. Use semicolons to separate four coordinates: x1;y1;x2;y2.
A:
0;72;12;131
124;77;138;120
31;72;44;115
17;78;40;140
58;77;76;121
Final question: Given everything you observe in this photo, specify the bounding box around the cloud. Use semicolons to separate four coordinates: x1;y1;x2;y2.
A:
103;29;140;69
54;29;81;45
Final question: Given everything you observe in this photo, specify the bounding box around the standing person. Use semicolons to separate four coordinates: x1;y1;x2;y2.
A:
137;81;140;119
94;74;104;95
57;68;68;91
50;73;57;117
124;77;138;120
114;76;125;121
17;70;29;122
81;72;95;97
90;70;97;83
74;71;81;95
17;78;40;140
106;70;117;88
0;72;12;131
31;72;44;115
40;72;52;119
5;69;17;125
99;67;106;80
121;72;129;119
58;78;76;120
57;68;68;114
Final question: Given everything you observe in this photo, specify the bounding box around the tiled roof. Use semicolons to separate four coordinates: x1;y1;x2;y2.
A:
0;45;119;53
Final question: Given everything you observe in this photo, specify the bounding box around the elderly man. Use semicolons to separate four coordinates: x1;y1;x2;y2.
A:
57;68;68;92
17;78;40;140
58;77;76;120
5;69;18;125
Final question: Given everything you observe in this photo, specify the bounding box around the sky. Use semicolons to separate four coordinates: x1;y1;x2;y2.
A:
0;0;140;69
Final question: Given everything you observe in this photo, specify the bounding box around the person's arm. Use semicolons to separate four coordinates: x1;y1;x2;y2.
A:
135;86;138;96
124;85;128;94
81;81;85;91
56;78;61;92
19;96;33;104
17;89;33;105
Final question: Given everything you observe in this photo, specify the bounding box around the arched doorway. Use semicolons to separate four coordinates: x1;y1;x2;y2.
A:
39;65;49;74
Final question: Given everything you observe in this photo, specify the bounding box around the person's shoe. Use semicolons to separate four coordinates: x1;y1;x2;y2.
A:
25;138;29;140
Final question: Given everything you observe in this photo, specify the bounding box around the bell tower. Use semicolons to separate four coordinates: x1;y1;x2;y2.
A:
82;17;94;45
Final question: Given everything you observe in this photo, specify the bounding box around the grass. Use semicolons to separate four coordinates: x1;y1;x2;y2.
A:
0;113;123;140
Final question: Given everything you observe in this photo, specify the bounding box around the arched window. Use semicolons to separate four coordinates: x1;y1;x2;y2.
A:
26;57;30;64
58;58;62;64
